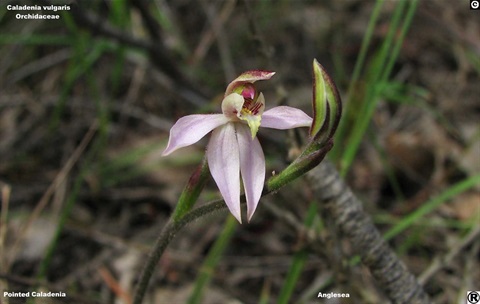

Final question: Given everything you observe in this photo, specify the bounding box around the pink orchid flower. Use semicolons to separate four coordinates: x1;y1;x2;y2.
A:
162;71;312;223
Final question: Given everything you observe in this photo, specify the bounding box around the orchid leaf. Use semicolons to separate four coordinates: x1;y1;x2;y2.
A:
310;59;342;142
310;59;327;138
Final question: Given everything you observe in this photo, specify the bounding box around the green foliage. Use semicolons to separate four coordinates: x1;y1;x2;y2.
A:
277;202;318;304
330;0;419;177
188;215;238;304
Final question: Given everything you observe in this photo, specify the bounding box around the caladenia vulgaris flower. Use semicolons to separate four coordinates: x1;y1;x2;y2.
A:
162;71;313;223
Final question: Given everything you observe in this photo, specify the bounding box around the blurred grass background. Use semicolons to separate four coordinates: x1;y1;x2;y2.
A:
0;0;479;303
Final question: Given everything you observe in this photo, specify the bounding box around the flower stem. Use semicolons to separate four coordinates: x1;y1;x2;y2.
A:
133;199;226;304
266;140;333;191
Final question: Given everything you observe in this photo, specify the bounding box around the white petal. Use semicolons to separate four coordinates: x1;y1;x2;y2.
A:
261;106;313;129
207;123;242;223
221;93;244;120
236;124;265;222
162;114;229;156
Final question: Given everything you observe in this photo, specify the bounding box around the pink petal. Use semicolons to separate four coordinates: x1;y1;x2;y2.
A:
261;106;313;130
162;114;229;156
236;125;265;222
225;71;276;96
207;123;242;223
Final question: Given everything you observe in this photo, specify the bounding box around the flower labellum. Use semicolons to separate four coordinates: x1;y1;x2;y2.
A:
162;70;312;223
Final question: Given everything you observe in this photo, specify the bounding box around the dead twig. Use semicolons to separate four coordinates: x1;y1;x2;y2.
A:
60;0;209;107
419;225;480;285
199;0;237;81
190;0;236;67
7;121;98;270
99;266;132;304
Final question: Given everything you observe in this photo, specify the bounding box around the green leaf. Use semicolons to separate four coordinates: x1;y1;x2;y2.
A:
310;59;342;142
310;59;327;138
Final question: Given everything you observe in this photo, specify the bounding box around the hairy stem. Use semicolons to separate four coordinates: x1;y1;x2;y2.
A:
306;160;431;304
133;200;226;304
